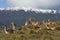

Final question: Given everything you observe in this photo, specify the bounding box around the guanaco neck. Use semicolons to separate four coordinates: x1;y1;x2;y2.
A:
11;22;16;31
4;25;7;32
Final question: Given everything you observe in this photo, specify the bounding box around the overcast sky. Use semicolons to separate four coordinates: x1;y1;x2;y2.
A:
0;0;60;10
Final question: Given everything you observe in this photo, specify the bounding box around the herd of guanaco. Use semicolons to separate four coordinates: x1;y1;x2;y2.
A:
4;18;56;34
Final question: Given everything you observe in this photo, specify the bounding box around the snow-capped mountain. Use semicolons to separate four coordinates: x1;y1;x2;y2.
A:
0;7;60;14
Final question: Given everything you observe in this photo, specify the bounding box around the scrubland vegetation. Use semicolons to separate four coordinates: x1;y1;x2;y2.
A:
0;21;60;40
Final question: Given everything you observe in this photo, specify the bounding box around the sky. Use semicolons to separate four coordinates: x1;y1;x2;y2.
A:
0;0;8;8
0;0;60;10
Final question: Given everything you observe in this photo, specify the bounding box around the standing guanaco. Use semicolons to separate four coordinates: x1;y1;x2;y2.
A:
25;18;41;26
4;22;16;34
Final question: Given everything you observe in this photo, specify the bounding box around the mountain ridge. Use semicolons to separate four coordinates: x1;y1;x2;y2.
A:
0;7;60;14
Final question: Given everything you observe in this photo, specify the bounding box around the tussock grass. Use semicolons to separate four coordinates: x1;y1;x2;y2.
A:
0;22;60;40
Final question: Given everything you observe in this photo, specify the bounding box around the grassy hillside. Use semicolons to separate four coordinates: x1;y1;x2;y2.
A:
0;22;60;40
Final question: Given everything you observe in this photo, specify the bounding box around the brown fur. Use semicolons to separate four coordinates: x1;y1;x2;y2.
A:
4;25;14;34
4;22;16;34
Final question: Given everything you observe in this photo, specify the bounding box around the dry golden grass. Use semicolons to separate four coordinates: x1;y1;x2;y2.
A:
0;22;60;40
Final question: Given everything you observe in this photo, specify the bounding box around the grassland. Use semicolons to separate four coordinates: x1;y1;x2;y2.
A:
0;22;60;40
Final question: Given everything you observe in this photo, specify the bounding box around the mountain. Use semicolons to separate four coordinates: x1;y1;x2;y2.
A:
0;7;60;14
0;7;60;28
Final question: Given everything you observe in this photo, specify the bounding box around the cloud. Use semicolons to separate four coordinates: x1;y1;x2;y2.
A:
7;0;60;8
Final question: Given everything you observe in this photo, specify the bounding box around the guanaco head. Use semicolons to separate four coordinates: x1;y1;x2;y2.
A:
28;18;32;22
4;25;7;30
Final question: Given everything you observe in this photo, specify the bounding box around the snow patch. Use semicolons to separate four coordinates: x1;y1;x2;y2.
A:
0;7;58;14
